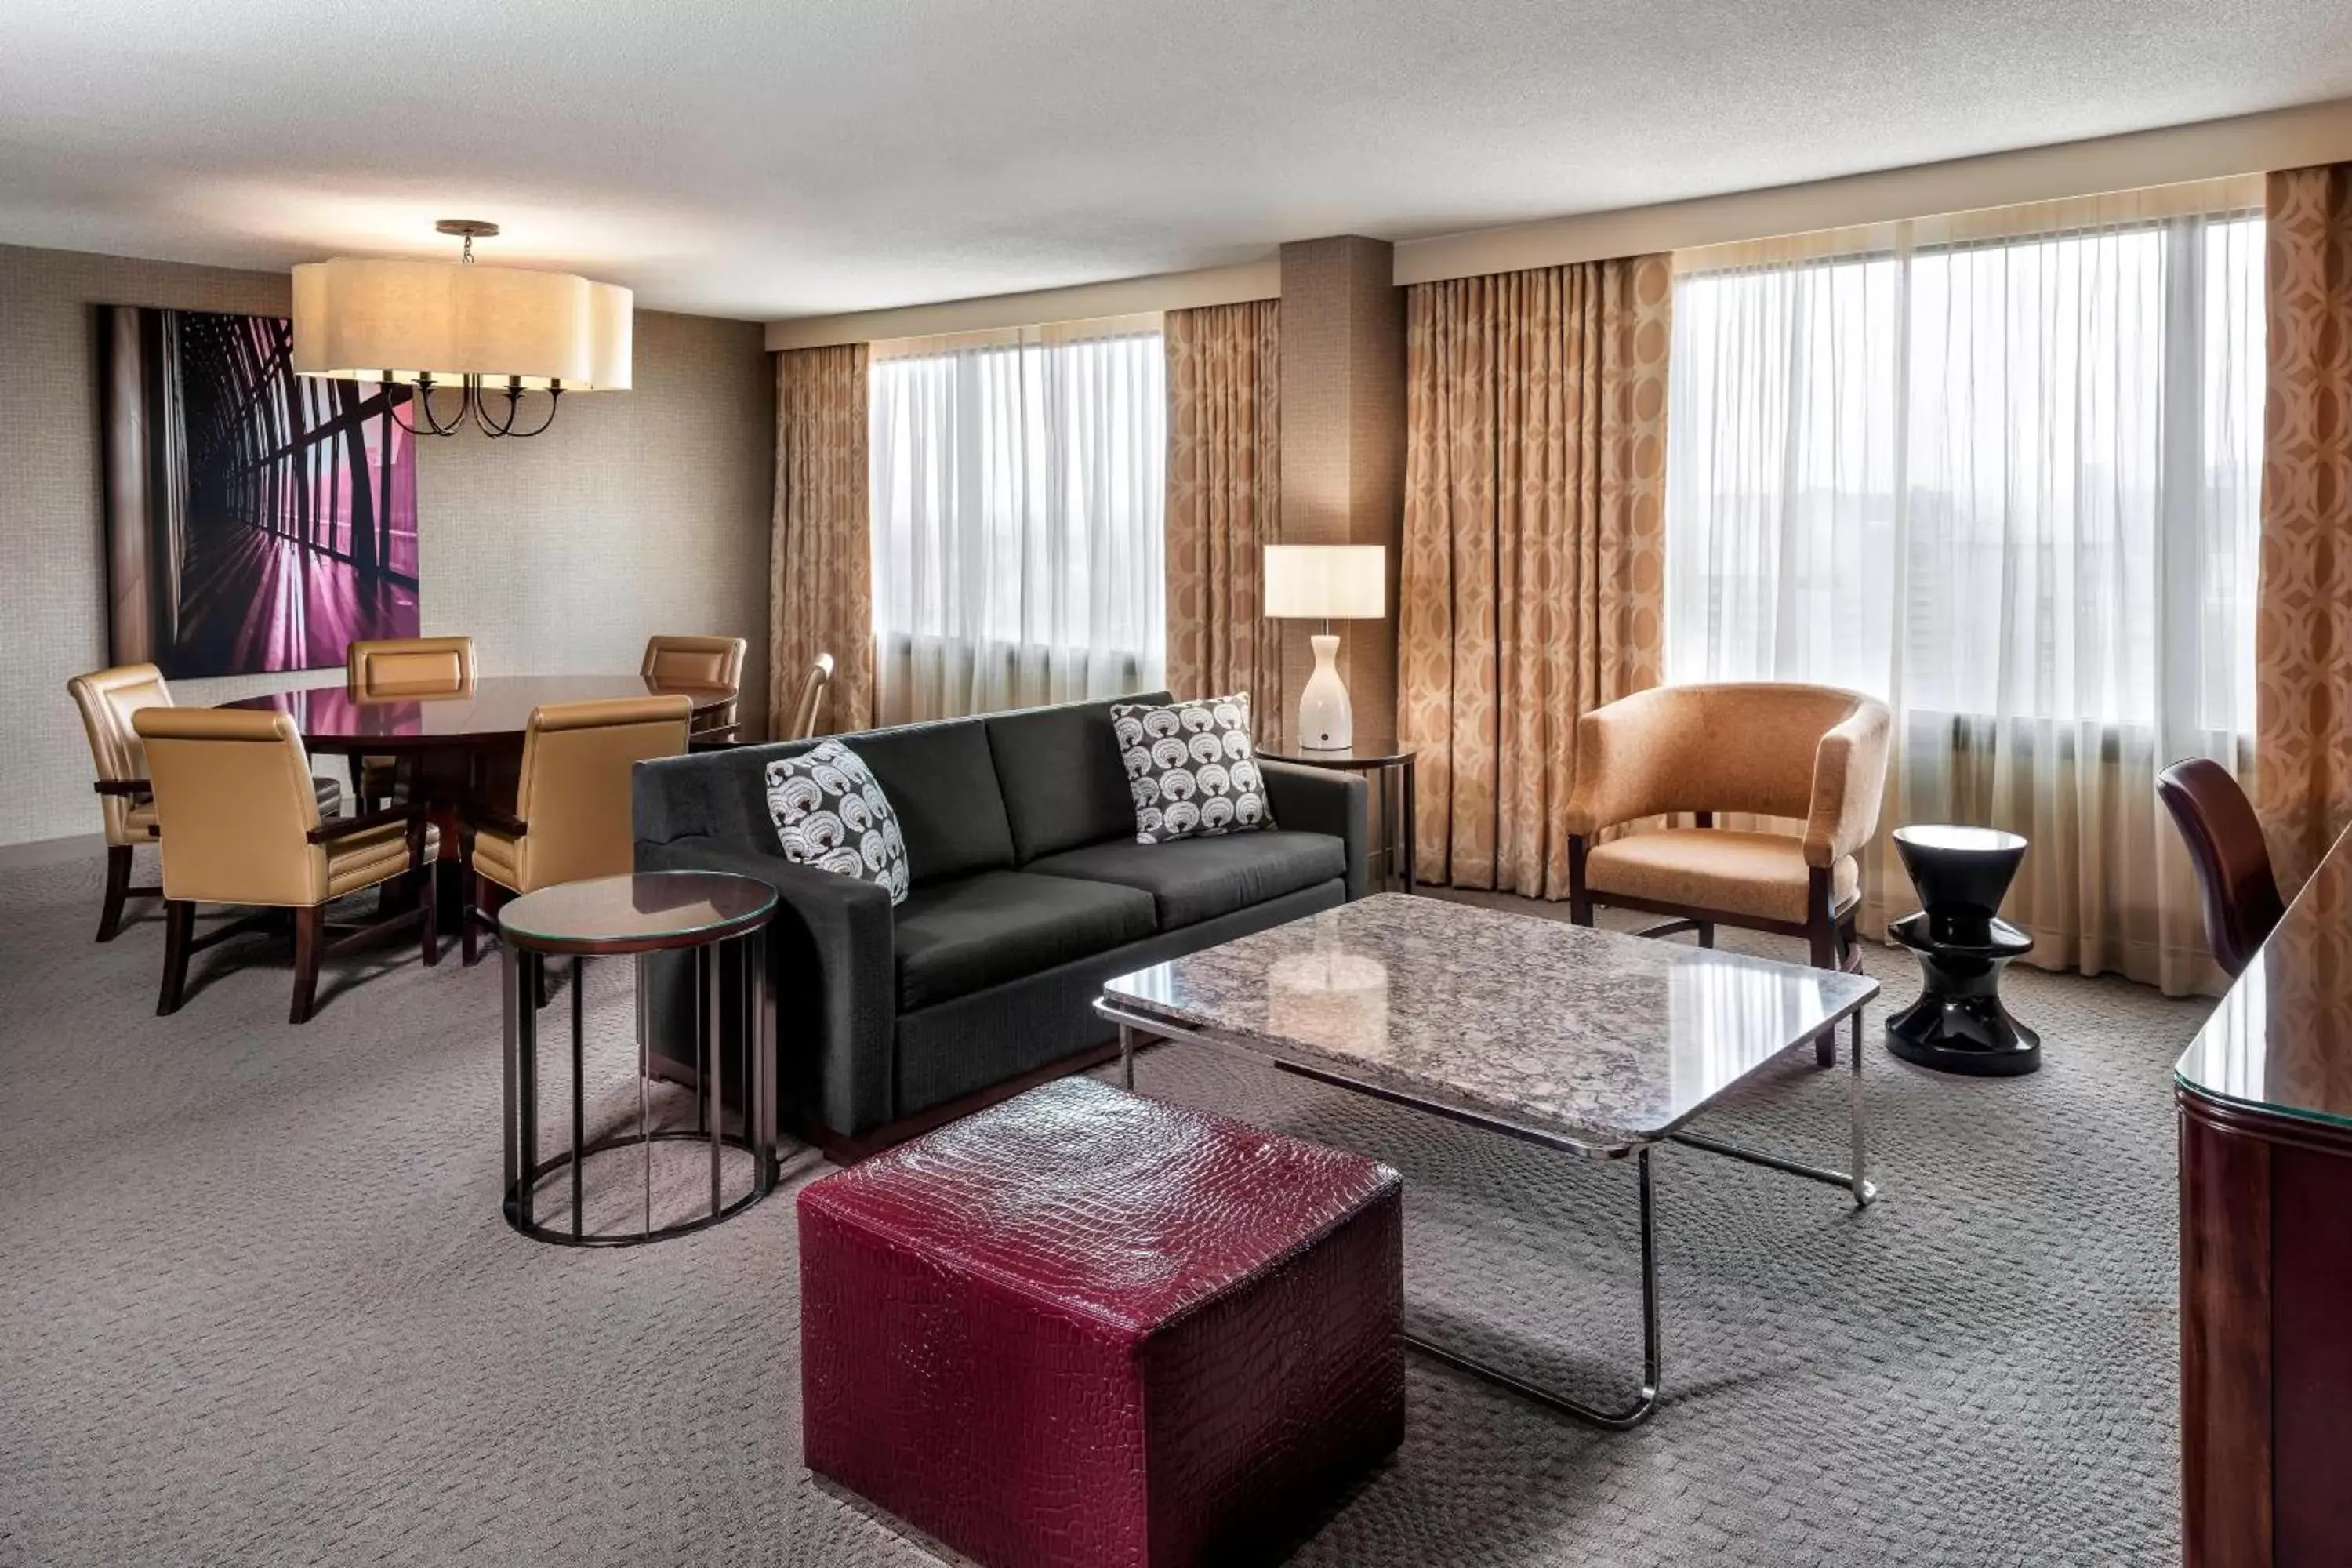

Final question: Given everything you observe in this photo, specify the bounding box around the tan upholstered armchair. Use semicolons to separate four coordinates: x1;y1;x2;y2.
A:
131;707;438;1024
347;636;478;808
643;634;749;740
1564;682;1893;1059
69;662;342;942
461;695;693;963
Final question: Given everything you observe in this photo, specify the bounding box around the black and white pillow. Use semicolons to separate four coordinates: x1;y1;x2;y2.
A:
764;741;910;904
1112;694;1274;845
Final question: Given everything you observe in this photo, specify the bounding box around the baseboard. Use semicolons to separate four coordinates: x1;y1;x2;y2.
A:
811;1042;1123;1166
0;832;107;871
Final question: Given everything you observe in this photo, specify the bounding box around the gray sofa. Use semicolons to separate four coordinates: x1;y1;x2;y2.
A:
632;691;1367;1142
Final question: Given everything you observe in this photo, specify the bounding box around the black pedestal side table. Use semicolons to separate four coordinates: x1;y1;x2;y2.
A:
1885;825;2041;1076
1258;735;1417;895
499;870;778;1245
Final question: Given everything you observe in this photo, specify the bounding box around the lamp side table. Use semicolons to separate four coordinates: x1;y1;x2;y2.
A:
1258;735;1417;895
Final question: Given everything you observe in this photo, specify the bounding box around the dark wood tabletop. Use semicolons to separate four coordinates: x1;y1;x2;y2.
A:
217;674;734;750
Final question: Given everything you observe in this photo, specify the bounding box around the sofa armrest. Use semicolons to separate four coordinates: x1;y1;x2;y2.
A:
1261;761;1370;900
636;833;898;1139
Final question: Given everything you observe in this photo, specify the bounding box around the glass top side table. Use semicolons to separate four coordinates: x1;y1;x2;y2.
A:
499;870;779;1246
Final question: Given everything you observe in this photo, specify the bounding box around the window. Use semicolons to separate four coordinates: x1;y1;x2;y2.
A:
868;320;1166;726
1664;183;2263;744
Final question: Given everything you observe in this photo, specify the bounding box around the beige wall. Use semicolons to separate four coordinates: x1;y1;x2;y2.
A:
0;242;775;848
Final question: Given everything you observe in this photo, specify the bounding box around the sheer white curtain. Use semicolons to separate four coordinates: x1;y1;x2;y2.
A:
1664;178;2264;994
868;319;1166;726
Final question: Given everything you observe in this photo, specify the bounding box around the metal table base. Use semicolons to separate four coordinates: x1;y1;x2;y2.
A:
503;931;775;1247
1098;1001;1873;1429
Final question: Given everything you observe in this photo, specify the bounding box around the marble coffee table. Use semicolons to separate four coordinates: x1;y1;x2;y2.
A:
1096;892;1879;1428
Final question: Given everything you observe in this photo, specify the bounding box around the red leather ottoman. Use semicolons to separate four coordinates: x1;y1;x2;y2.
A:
799;1075;1404;1568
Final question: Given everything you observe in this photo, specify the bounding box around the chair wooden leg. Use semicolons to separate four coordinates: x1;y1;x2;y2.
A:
1567;837;1594;926
1806;875;1840;1066
1697;920;1715;949
290;906;327;1025
419;862;440;968
463;873;483;967
156;900;194;1015
97;844;134;942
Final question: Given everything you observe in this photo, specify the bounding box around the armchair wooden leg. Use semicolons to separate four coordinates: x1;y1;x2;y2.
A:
1567;837;1594;926
463;873;484;967
1697;920;1715;949
290;906;328;1025
157;900;194;1015
419;863;440;968
1807;871;1840;1066
97;844;134;942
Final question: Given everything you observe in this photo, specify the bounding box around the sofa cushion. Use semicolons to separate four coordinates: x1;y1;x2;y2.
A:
846;720;1016;886
764;741;911;905
985;691;1172;864
1583;828;1858;926
1025;830;1346;931
1112;694;1273;844
893;870;1156;1011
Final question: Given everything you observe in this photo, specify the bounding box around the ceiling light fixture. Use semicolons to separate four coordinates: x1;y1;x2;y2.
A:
291;219;631;438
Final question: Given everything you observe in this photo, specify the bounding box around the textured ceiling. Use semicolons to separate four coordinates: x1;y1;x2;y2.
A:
3;0;2348;321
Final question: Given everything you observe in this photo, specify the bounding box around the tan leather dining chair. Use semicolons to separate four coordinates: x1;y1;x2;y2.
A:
347;636;477;807
132;707;438;1024
644;634;747;739
460;695;693;964
784;652;836;741
1563;682;1893;1064
69;662;342;942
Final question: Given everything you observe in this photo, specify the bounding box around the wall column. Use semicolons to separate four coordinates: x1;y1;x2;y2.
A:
1276;235;1404;741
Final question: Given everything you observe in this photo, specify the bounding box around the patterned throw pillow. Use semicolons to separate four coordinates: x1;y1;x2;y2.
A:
764;740;910;904
1112;694;1275;845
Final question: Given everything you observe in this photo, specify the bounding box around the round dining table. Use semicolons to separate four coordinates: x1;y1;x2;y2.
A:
217;675;739;902
218;674;736;756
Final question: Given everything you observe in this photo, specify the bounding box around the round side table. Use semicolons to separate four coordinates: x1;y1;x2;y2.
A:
499;870;778;1245
1258;735;1417;895
1885;825;2041;1076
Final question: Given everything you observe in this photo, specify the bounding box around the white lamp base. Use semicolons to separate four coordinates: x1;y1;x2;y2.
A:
1297;632;1353;751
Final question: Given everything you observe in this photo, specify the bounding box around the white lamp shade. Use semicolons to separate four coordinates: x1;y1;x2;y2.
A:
292;257;633;390
1263;544;1387;620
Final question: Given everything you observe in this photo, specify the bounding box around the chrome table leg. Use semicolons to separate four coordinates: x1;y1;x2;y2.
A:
1405;1146;1662;1429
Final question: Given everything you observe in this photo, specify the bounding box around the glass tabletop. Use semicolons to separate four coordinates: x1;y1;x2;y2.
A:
218;675;733;743
499;872;776;953
2176;826;2352;1131
1103;893;1878;1147
1257;734;1414;766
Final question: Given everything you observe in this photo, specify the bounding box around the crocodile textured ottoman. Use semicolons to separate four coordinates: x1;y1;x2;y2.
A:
798;1074;1404;1568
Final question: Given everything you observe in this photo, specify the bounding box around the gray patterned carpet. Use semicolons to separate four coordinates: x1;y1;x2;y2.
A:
0;854;2205;1566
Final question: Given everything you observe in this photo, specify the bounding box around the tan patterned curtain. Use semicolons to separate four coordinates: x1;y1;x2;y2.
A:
1164;299;1283;744
771;343;873;737
1399;256;1671;898
2257;163;2352;891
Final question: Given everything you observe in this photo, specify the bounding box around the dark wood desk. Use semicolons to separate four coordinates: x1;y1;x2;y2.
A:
2176;826;2352;1566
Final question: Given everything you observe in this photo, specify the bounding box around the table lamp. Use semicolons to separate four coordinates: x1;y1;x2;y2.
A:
1264;544;1386;751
